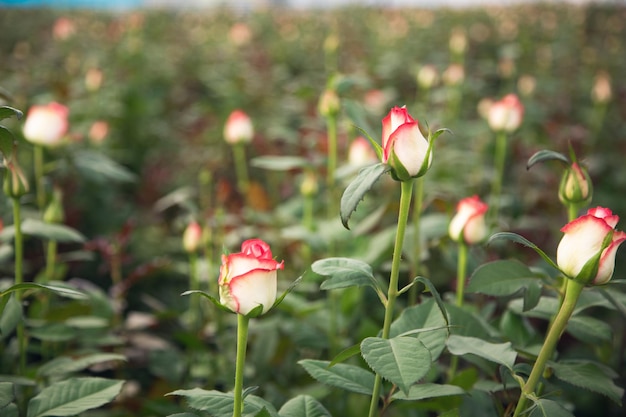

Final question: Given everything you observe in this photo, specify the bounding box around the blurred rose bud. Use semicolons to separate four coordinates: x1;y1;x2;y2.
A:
487;94;524;133
324;33;339;55
183;221;203;254
224;110;253;145
416;64;439;90
348;136;377;167
219;239;284;316
363;89;389;115
477;97;494;120
88;120;109;144
3;157;29;198
442;63;465;86
318;89;340;118
449;28;468;55
448;195;489;245
52;17;75;40
557;207;626;285
23;102;69;147
591;71;612;104
43;188;65;224
517;75;536;97
299;170;318;197
85;68;104;92
228;22;252;46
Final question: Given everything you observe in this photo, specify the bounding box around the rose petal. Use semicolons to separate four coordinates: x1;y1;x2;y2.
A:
389;122;429;177
557;215;614;278
227;269;278;315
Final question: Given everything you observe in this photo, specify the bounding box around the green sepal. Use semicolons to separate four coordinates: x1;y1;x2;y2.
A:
526;149;570;170
572;231;614;285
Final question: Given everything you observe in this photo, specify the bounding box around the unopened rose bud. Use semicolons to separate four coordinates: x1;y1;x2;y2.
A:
517;75;536;97
449;28;468;55
487;94;524;133
23;102;69;147
224;110;253;145
448;195;489;245
416;64;439;90
43;188;65;224
3;158;29;198
85;68;104;92
559;162;592;205
591;71;612;104
318;89;340;118
183;221;203;254
442;64;465;86
300;171;318;197
88;120;109;144
348;136;377;167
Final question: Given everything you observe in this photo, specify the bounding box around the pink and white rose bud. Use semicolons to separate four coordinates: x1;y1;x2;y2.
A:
219;239;284;316
183;221;203;254
23;102;69;147
487;94;524;133
448;195;489;244
416;65;439;90
224;110;254;145
556;207;626;285
348;136;377;167
381;106;431;181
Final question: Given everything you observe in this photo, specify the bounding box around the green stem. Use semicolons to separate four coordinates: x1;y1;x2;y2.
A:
233;143;250;198
301;194;314;265
33;145;46;210
367;179;414;417
455;241;468;308
45;240;57;282
189;252;200;330
325;115;338;220
12;198;26;375
408;177;424;305
233;314;250;417
513;279;584;417
567;203;579;223
490;131;508;224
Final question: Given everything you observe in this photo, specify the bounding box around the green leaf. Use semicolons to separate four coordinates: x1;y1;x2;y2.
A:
468;260;542;297
361;336;432;395
166;389;278;417
0;295;22;338
340;163;390;229
389;299;449;360
487;233;560;272
37;354;126;378
527;398;575;417
0;219;85;243
181;290;232;313
0;283;86;300
271;275;303;311
446;335;517;371
27;377;124;417
278;395;331;417
298;359;375;396
526;150;569;170
166;414;200;417
391;383;465;401
311;258;382;294
0;126;16;159
566;315;612;344
0;382;14;408
73;150;136;184
329;344;361;367
352;124;382;161
0;106;23;122
551;360;624;405
251;156;310;171
402;276;449;326
523;281;542;312
0;403;18;417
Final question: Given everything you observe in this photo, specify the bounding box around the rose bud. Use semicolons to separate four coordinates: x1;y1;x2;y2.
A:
416;64;439;90
22;102;69;147
381;106;431;181
219;239;284;316
3;157;29;198
487;94;524;133
318;89;340;118
559;162;592;206
448;195;489;245
556;207;626;285
224;110;253;145
182;221;203;254
348;136;377;167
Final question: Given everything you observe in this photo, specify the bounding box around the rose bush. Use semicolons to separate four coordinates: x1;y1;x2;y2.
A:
556;207;626;285
218;239;284;316
448;195;489;244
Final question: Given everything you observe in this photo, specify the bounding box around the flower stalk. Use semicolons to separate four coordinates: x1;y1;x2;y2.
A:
233;143;250;197
490;131;507;223
513;279;584;417
12;197;26;374
233;313;250;417
367;179;414;417
408;177;424;305
33;144;46;210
